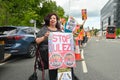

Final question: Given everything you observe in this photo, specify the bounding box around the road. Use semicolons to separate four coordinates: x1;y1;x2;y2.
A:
0;37;120;80
77;37;120;80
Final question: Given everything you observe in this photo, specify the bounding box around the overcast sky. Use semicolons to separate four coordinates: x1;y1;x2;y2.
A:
52;0;109;29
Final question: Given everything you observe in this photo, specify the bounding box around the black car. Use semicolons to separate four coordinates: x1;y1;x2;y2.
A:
0;26;39;58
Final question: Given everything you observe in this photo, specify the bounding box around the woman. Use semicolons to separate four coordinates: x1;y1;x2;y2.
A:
35;13;61;80
36;13;79;80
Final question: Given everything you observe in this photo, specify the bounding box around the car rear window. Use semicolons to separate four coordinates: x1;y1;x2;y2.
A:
0;27;17;35
5;29;18;35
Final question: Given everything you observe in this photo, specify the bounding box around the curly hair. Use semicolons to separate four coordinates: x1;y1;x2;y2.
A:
43;13;61;30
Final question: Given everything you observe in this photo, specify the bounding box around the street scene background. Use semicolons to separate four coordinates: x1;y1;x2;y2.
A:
0;37;120;80
1;0;120;80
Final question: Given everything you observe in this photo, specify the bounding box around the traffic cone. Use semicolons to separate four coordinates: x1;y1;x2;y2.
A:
75;38;82;61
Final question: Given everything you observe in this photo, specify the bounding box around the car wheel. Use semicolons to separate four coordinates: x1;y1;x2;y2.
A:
27;43;36;58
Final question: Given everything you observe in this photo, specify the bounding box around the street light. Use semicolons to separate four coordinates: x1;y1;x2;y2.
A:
38;2;43;8
30;3;43;37
30;19;36;37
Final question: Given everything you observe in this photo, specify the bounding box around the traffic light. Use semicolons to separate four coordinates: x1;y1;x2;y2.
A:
81;9;87;20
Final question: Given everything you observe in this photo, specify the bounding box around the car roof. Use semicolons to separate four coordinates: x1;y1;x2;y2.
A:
0;26;33;32
107;25;116;27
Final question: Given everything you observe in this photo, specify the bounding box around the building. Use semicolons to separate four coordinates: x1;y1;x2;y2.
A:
100;0;120;31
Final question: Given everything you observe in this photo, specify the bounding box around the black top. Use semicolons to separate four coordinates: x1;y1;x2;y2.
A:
36;26;61;46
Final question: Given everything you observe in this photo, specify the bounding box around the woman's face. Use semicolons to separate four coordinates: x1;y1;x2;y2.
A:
50;15;57;27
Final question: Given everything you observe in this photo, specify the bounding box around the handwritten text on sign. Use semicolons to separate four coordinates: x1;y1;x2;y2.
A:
48;32;76;69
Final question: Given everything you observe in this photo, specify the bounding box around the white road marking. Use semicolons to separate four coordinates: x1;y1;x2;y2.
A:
0;62;7;66
83;43;87;47
81;49;88;73
81;49;84;59
96;40;99;42
82;60;88;73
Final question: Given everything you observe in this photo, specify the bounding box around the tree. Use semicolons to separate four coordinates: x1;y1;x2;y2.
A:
0;0;65;28
116;28;120;36
35;0;65;27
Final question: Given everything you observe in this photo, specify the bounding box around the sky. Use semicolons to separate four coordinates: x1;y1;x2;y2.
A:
52;0;109;29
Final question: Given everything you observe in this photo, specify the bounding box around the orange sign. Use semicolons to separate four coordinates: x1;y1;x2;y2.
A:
81;9;87;20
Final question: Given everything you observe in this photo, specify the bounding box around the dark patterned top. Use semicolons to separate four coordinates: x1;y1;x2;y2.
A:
36;26;61;46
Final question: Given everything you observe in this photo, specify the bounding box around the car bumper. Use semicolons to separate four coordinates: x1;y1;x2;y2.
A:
5;43;29;55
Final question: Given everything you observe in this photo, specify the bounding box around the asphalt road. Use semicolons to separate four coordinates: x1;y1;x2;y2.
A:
0;37;120;80
79;37;120;80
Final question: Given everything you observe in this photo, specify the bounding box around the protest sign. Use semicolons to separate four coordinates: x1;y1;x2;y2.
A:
48;32;76;69
58;68;72;80
81;9;87;20
64;16;77;32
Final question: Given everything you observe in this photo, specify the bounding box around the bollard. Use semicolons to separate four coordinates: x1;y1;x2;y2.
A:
75;38;82;61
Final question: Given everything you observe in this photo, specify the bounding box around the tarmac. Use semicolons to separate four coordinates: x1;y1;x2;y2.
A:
0;53;11;62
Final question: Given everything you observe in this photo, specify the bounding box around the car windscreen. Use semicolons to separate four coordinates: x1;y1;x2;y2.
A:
107;27;115;33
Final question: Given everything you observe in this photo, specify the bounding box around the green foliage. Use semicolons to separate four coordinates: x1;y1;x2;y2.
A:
0;0;65;28
92;29;99;36
116;28;120;36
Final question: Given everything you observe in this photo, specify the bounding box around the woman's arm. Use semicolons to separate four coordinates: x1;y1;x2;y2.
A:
35;36;46;44
35;31;50;44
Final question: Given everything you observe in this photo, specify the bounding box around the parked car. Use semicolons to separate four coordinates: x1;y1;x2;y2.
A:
0;44;4;61
0;26;39;58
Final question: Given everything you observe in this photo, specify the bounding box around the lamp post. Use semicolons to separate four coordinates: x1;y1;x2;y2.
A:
38;2;43;8
30;19;36;37
30;3;43;37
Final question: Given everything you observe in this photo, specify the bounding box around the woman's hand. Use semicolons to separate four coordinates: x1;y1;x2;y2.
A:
36;31;50;44
44;31;50;39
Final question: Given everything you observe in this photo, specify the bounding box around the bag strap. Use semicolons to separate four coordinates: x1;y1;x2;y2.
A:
34;45;45;80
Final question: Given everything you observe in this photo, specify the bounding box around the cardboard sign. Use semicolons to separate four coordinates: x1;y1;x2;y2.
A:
64;16;77;32
58;68;72;80
48;32;76;69
81;9;87;20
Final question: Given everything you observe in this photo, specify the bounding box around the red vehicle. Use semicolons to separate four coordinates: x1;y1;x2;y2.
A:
106;25;116;39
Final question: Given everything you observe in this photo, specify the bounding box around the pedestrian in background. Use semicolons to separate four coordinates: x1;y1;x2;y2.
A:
73;23;85;48
78;25;84;47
